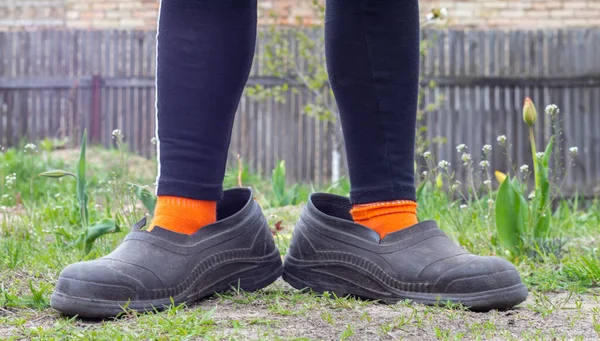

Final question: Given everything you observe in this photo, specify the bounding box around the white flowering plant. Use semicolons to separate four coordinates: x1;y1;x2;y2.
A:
494;98;572;256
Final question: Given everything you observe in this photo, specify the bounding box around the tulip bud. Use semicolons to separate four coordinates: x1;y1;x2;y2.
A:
523;97;537;126
436;173;443;189
39;170;77;179
495;171;507;185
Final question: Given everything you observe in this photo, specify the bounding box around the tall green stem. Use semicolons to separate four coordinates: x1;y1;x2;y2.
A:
529;126;540;190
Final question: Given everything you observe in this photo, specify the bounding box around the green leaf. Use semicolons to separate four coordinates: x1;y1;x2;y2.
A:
84;218;120;255
271;160;287;206
268;160;301;207
416;180;427;201
38;170;77;179
128;183;157;214
534;156;551;239
542;136;555;168
495;177;529;253
76;130;89;227
286;183;300;206
510;177;523;196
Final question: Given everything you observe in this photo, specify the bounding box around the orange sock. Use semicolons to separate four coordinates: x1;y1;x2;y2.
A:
148;196;217;235
350;200;418;239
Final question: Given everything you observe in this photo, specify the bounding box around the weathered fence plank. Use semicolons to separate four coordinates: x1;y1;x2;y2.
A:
0;29;599;194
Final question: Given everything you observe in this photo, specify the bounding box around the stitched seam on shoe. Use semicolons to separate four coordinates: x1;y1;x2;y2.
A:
154;222;268;299
125;213;261;249
186;213;261;247
301;214;443;251
57;277;137;296
389;234;449;252
302;251;434;292
432;257;479;289
102;257;165;287
148;247;275;299
90;261;150;292
415;252;471;279
443;269;518;293
120;238;192;256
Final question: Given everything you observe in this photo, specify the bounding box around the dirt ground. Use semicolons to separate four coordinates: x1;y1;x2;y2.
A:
1;280;598;340
196;286;600;340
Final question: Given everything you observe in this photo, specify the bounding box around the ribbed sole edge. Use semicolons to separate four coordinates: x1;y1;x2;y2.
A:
51;251;283;319
282;257;528;311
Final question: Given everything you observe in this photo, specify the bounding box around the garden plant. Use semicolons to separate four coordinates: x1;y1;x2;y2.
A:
0;5;599;339
0;95;598;339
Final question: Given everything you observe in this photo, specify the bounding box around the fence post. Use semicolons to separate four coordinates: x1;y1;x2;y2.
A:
90;75;102;144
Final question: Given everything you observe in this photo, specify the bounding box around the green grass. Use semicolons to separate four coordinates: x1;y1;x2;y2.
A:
0;143;599;340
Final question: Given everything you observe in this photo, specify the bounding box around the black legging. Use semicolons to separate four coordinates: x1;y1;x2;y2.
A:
155;0;420;204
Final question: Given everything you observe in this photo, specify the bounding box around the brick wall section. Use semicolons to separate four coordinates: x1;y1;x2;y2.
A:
420;0;600;28
65;0;159;29
0;0;65;30
1;0;600;30
258;0;321;26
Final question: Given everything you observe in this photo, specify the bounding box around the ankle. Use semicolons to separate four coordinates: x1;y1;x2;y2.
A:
149;196;217;235
350;200;418;238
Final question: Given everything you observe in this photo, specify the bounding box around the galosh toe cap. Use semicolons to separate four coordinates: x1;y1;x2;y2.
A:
438;256;524;294
54;260;146;301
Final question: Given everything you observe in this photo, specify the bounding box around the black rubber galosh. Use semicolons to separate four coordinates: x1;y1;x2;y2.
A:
51;188;283;318
283;193;528;311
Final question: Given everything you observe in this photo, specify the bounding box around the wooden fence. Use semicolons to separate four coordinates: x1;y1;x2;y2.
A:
0;29;599;194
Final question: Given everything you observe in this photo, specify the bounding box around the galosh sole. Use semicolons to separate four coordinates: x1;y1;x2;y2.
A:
51;250;283;318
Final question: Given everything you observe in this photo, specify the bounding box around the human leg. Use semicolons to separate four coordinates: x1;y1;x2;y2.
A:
324;0;420;238
50;0;283;317
150;0;258;235
283;0;527;310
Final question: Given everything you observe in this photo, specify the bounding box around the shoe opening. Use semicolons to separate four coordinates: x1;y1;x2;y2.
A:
217;188;251;220
311;193;353;221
